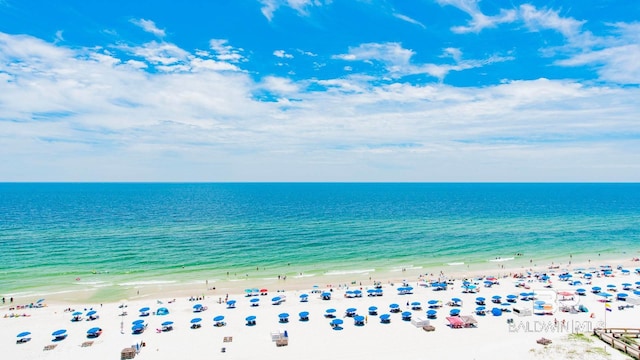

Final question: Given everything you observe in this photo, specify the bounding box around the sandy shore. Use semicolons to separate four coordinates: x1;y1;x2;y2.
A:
2;257;639;360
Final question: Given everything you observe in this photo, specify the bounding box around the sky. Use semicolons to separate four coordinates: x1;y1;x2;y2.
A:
0;0;639;182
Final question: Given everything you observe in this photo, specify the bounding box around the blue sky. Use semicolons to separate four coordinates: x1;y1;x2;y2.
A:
1;0;639;181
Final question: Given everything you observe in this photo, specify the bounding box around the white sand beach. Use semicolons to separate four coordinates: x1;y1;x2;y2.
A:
3;258;639;360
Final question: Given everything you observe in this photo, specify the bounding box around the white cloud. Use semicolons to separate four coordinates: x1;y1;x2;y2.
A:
259;0;330;21
393;13;426;29
209;39;245;63
1;32;639;181
273;49;294;58
436;0;516;34
130;19;166;37
519;4;584;39
333;42;512;81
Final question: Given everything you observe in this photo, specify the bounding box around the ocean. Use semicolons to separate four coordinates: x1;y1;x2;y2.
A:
1;183;639;301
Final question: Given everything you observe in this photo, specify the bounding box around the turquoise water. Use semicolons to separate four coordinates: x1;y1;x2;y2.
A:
1;183;639;300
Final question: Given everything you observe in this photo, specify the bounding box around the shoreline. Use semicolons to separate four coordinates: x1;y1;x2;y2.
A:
4;252;637;305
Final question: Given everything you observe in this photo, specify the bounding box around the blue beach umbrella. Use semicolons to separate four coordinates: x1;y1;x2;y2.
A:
300;294;309;299
299;311;309;320
132;324;144;331
246;315;256;321
278;313;289;318
132;319;145;325
379;314;391;322
86;310;97;316
72;311;82;316
476;297;486;304
87;327;101;335
450;308;461;316
52;329;67;336
193;304;203;311
325;308;336;316
331;318;343;326
139;307;150;312
250;298;260;304
191;318;202;324
161;321;173;326
17;331;31;338
346;307;357;314
368;306;378;311
214;315;225;322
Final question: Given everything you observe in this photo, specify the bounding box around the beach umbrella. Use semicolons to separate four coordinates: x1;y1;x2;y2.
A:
331;318;344;325
37;299;45;304
300;294;309;299
354;315;365;322
278;313;289;318
450;308;460;316
368;306;378;311
379;314;391;322
52;329;67;336
492;295;502;301
367;289;376;294
132;324;144;331
17;331;31;338
354;290;362;296
193;304;203;310
325;308;336;315
86;310;97;316
250;298;260;305
346;307;357;313
214;315;225;322
87;327;101;334
451;298;461;303
617;293;628;300
161;321;173;326
476;297;485;304
390;303;400;309
139;307;150;312
475;306;485;312
299;311;309;318
190;318;202;324
72;311;82;316
226;300;236;308
132;319;145;325
246;315;256;321
634;290;640;296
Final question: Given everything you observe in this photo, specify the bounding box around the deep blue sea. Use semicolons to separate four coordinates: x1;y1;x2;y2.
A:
1;183;639;300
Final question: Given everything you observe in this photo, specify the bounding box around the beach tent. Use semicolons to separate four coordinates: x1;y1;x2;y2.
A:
156;307;169;315
411;317;429;328
446;316;465;328
460;315;478;327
